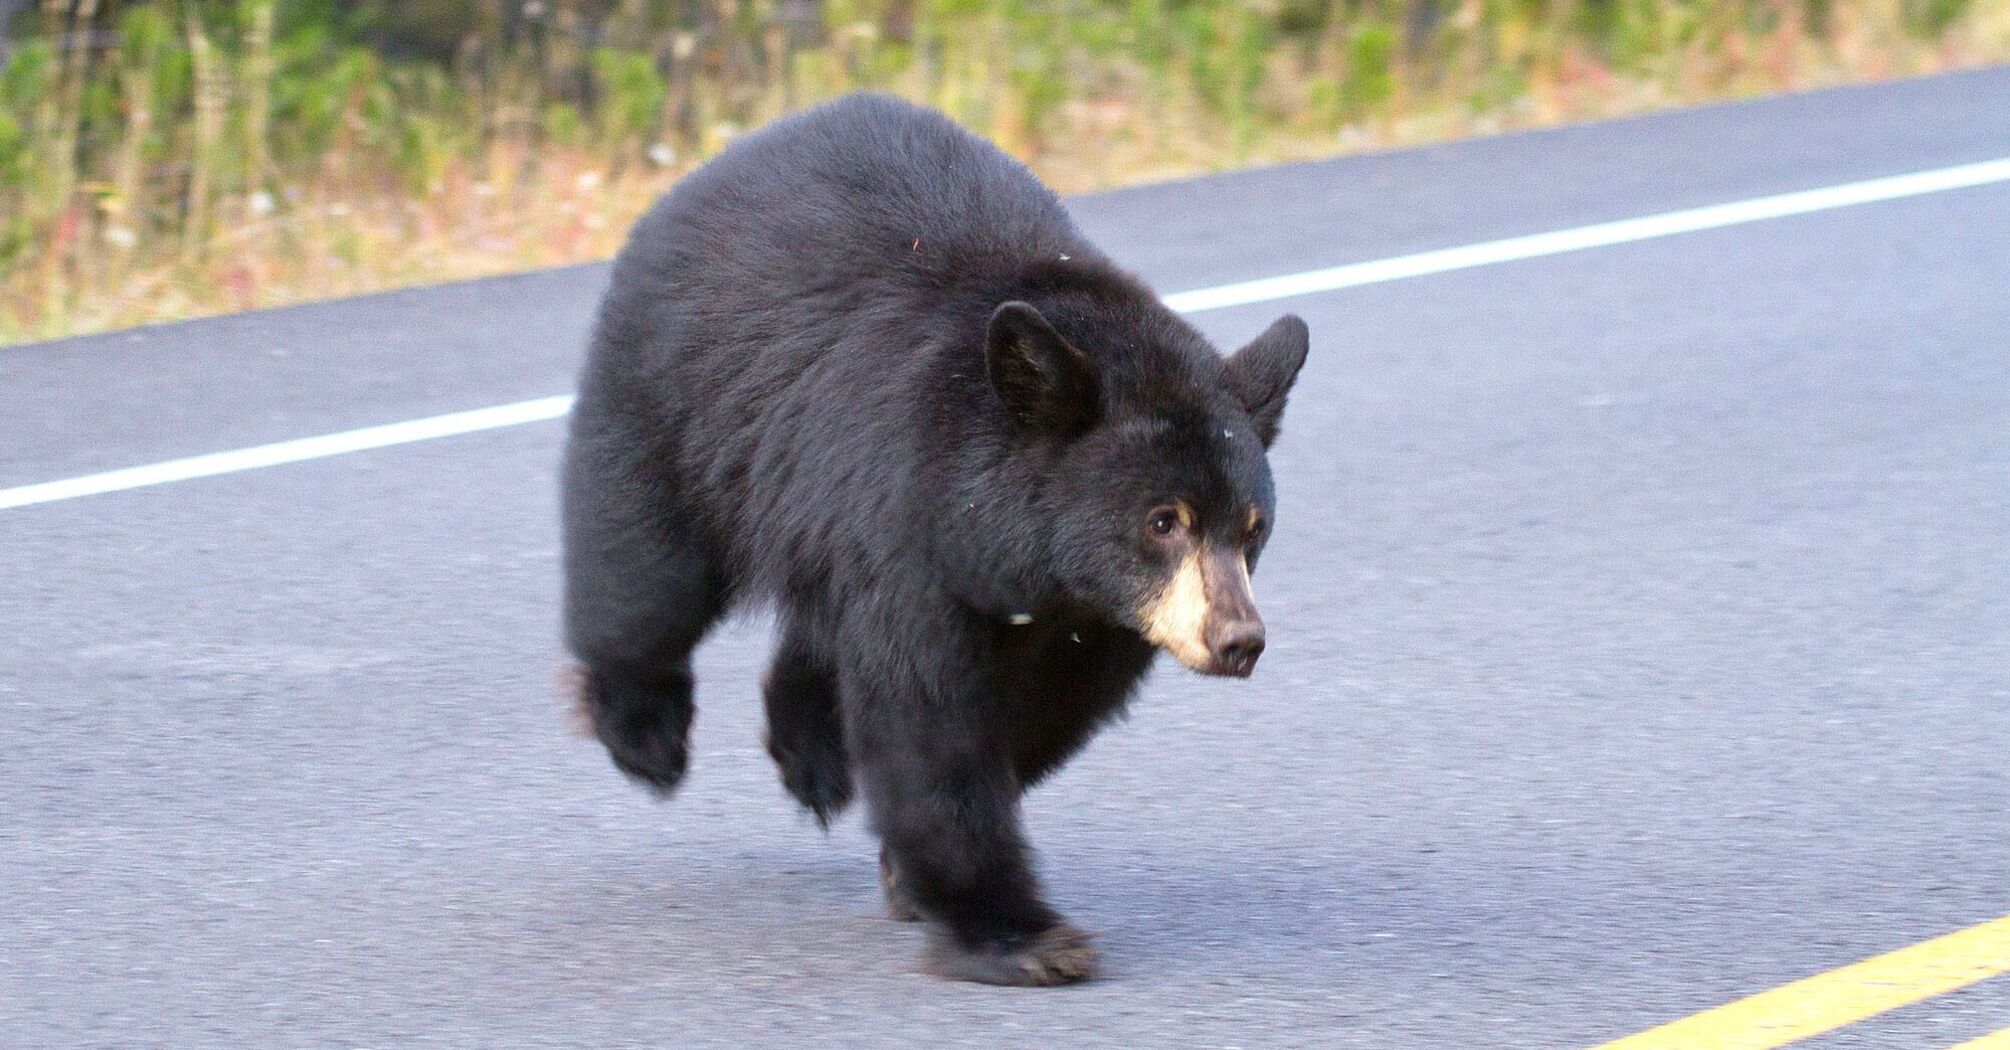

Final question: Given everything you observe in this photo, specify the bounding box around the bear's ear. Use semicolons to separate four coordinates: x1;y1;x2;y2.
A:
986;301;1100;438
1221;314;1309;448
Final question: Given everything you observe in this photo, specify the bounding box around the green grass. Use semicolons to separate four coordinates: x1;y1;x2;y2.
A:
3;0;2007;343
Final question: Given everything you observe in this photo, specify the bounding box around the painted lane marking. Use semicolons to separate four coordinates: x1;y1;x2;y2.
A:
1593;914;2010;1050
1162;155;2010;312
0;396;576;511
4;154;2009;512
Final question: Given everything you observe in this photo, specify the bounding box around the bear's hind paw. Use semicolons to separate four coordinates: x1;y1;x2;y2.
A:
923;923;1099;986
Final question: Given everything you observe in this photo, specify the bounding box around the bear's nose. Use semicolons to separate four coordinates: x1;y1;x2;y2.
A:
1211;622;1265;677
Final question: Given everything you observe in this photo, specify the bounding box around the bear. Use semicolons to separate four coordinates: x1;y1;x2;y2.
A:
561;92;1309;986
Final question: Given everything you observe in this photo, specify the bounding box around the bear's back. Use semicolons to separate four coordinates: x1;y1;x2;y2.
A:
599;93;1086;356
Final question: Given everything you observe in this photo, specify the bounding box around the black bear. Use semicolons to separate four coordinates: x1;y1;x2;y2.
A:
562;93;1308;985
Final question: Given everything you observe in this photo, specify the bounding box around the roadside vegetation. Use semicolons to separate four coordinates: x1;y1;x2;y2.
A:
3;0;2006;343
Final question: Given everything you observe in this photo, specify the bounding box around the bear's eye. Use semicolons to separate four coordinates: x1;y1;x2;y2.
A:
1147;508;1180;538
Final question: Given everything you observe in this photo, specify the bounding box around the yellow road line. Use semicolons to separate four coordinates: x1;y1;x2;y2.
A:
1595;914;2010;1050
1945;1026;2010;1050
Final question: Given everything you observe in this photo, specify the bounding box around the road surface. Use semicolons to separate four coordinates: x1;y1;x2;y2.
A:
4;68;2009;1048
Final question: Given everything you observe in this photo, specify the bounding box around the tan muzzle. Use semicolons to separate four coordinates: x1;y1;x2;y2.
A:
1137;546;1266;677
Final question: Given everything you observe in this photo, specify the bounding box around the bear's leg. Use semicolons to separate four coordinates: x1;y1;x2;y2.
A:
848;668;1097;985
763;625;853;825
562;427;724;796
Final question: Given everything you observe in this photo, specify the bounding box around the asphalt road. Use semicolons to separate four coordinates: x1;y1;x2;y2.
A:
5;69;2009;1048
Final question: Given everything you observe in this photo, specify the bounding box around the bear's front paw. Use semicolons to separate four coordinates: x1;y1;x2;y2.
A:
923;923;1099;986
572;667;693;796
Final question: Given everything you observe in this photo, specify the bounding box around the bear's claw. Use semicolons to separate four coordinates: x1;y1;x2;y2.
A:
769;732;853;826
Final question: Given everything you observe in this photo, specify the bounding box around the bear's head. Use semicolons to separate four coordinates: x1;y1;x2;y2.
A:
986;300;1309;678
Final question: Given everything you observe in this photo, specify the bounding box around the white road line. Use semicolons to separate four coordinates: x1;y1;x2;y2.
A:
4;154;2008;512
0;396;576;511
1159;155;2010;312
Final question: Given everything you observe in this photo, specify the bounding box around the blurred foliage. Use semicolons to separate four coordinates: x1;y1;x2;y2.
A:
2;0;2006;342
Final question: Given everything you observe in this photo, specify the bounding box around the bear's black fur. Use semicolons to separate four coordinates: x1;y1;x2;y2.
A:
563;92;1308;985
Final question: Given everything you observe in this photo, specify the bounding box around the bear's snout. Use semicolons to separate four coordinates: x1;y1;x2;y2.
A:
1141;545;1268;677
1207;618;1266;677
1195;544;1265;677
